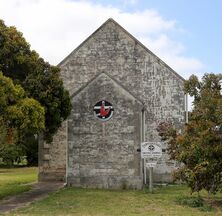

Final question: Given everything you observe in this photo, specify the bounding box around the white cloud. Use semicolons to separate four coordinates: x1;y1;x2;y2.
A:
0;0;204;79
139;35;204;78
117;9;176;34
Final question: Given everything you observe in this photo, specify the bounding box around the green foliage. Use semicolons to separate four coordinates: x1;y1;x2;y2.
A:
0;19;71;143
23;62;71;141
18;133;39;166
176;196;204;208
0;72;44;165
176;196;214;212
0;19;71;165
157;73;222;194
0;122;7;145
0;72;45;136
0;143;24;166
6;97;45;132
0;20;39;83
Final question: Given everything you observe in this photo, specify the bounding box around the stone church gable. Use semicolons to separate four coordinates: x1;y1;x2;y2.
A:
59;18;184;82
58;18;185;140
59;18;184;98
39;18;186;187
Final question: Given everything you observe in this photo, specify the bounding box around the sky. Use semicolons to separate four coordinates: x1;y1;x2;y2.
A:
0;0;221;81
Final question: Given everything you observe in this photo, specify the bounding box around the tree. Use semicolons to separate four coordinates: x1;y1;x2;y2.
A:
0;19;71;143
0;72;45;165
0;19;71;165
23;60;71;142
157;73;222;194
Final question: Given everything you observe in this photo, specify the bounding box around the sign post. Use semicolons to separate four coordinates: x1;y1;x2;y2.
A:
149;167;153;193
144;159;146;185
141;142;163;193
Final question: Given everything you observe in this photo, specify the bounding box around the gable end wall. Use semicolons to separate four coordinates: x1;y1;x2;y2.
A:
39;19;185;183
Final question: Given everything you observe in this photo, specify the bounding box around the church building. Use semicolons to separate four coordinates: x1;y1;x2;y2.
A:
39;18;186;189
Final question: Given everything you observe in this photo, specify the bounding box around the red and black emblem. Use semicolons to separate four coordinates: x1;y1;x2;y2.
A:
93;100;114;121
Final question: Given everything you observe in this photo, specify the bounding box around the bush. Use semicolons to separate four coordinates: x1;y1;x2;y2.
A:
0;143;25;166
176;196;214;212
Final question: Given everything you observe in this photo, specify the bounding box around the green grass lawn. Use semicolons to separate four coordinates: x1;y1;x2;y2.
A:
0;167;37;199
1;167;221;216
8;184;222;216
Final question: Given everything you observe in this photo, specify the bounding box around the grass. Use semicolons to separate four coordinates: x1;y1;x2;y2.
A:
0;167;37;200
0;167;221;216
7;184;222;216
176;196;215;212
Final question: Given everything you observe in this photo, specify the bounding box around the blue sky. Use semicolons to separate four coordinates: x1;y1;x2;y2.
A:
0;0;221;79
92;0;222;75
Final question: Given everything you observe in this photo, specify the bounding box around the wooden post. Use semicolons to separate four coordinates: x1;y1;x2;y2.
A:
149;167;153;193
144;158;147;184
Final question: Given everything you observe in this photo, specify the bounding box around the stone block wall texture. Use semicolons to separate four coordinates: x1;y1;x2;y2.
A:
39;19;185;186
67;73;143;188
38;121;67;181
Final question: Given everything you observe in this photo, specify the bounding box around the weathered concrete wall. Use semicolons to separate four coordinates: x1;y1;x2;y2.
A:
39;18;185;185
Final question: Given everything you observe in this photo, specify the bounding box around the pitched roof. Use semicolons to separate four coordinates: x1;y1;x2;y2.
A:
58;18;185;82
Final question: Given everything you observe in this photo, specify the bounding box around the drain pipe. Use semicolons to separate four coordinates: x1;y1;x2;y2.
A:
65;120;68;187
185;94;188;123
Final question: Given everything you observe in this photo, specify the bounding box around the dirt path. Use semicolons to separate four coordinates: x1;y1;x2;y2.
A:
0;182;64;214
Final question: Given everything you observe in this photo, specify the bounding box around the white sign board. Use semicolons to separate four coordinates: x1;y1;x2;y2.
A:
145;157;158;167
141;142;162;159
146;162;157;168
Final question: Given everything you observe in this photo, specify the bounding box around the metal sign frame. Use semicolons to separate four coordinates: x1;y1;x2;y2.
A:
141;142;162;159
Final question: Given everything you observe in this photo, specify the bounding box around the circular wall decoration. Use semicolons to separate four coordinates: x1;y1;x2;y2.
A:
93;100;114;121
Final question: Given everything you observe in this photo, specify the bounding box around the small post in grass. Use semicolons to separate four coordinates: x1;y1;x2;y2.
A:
144;158;147;184
149;166;153;193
